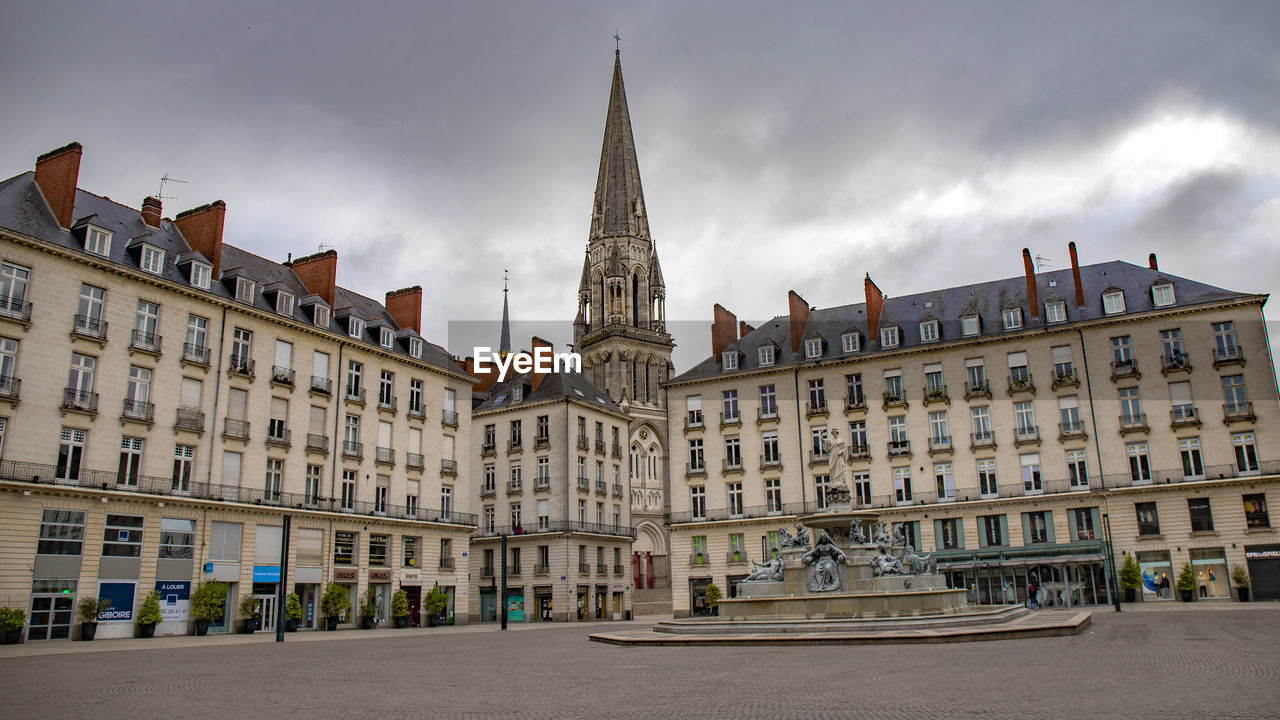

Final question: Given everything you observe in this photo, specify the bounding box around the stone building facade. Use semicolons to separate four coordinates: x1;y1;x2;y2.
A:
665;245;1279;616
0;143;477;640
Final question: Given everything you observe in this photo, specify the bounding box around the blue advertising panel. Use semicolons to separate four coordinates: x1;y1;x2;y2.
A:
97;581;136;622
252;565;281;583
155;581;191;623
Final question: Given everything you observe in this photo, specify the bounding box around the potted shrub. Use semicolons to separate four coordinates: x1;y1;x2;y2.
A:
704;582;722;617
284;593;303;632
321;583;349;630
77;596;110;641
423;585;450;627
190;581;227;635
1231;565;1251;602
1176;562;1196;602
359;589;379;629
1119;554;1141;602
238;595;261;634
0;607;26;644
136;591;163;638
391;589;411;628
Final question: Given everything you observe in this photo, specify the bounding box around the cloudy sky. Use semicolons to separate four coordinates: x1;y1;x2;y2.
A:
2;1;1278;372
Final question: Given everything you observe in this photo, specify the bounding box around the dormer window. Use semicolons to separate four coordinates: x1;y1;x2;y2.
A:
276;292;295;317
85;227;112;256
513;385;524;402
235;278;255;304
189;262;211;290
758;345;775;367
313;305;330;328
961;315;981;337
139;245;165;275
1151;283;1175;307
722;351;738;371
880;326;899;348
841;332;859;354
804;338;823;359
1103;290;1126;315
1002;308;1022;330
409;337;423;359
380;328;394;349
919;320;939;343
348;317;365;339
1045;301;1066;324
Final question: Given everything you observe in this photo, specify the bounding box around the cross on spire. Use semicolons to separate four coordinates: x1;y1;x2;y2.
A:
613;30;621;54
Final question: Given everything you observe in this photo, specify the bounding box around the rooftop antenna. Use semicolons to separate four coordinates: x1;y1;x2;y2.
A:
157;174;188;201
318;242;334;253
1035;254;1053;272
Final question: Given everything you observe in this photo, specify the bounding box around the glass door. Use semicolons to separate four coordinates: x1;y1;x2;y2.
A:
28;592;75;640
256;595;276;633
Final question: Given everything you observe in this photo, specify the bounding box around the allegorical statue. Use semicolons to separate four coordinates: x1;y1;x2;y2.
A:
791;523;811;549
869;544;906;577
741;557;783;582
802;530;847;592
822;428;849;488
849;521;867;545
872;522;892;546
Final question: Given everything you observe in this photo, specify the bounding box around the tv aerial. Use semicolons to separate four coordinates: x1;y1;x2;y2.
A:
157;174;188;201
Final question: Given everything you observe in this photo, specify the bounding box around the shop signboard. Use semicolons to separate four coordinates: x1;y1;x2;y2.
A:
1245;545;1280;559
334;569;358;581
400;570;422;586
253;565;281;583
369;569;391;582
97;581;136;622
507;592;525;622
155;581;191;623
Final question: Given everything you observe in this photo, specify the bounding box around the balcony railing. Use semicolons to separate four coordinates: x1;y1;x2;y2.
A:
612;442;622;458
970;431;996;450
882;391;907;409
0;299;32;323
470;521;637;540
612;483;623;497
1170;406;1200;428
578;563;591;574
342;440;363;459
726;552;748;564
441;409;458;427
0;458;477;525
228;355;254;377
376;446;395;464
689;553;709;566
577;434;590;450
1110;359;1140;381
62;387;98;414
1050;368;1079;389
0;375;22;401
406;452;424;470
723;457;744;472
378;396;397;413
305;433;329;453
927;436;951;453
1212;345;1244;368
310;376;332;394
922;386;949;405
760;454;782;470
535;436;550;449
407;403;425;420
345;387;366;404
595;481;608;494
1058;421;1086;440
1007;374;1035;395
223;418;250;440
481;442;496;456
535;476;550;489
1014;426;1040;445
845;395;867;412
757;407;779;421
480;484;496;498
964;380;991;399
595;439;607;454
506;481;523;494
1118;413;1149;433
72;315;107;340
121;399;153;423
266;428;292;448
183;342;211;366
805;400;828;416
441;458;458;475
271;366;295;386
887;439;911;457
808;450;829;465
684;414;704;430
720;411;741;427
508;439;522;452
130;329;162;354
1223;402;1256;423
849;444;871;461
174;407;204;432
1161;352;1192;374
686;462;706;476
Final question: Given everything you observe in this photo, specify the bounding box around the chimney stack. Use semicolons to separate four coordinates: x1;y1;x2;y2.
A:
787;290;810;353
286;250;338;306
385;286;423;334
530;336;554;392
1022;248;1039;318
1148;253;1158;271
739;320;754;337
34;142;83;229
141;196;163;228
174;201;227;278
1068;242;1085;308
711;304;738;361
864;275;884;340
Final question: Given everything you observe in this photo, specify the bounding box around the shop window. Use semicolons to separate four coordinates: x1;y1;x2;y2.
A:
36;509;86;555
334;531;356;565
1190;548;1229;599
159;518;196;559
1243;494;1270;529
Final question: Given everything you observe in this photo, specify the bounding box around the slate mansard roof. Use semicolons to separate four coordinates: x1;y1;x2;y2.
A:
0;171;462;377
473;370;625;418
672;260;1259;384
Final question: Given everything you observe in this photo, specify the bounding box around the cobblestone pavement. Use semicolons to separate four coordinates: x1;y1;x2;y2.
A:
2;608;1278;719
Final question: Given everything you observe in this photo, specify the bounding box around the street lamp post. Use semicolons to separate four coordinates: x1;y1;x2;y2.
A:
500;533;508;630
1102;512;1121;612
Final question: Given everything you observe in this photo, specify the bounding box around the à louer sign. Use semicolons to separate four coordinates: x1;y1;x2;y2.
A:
472;347;581;383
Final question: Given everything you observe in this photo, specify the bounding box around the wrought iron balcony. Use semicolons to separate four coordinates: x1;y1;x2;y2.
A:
1223;402;1256;424
1118;413;1149;434
130;329;162;355
72;314;107;341
377;396;397;413
805;400;828;417
1170;406;1201;428
441;458;458;475
174;407;205;432
845;395;867;412
441;409;458;427
406;452;424;469
1212;344;1244;368
1110;358;1140;381
723;457;744;472
266;427;291;448
310;375;332;394
1161;352;1192;374
121;399;154;423
305;433;329;453
1058;421;1087;440
228;355;254;377
887;439;911;457
481;442;496;456
345;387;366;404
1051;368;1079;389
271;366;295;386
183;342;211;366
342;440;363;458
685;461;707;476
375;446;395;464
928;435;952;453
1007;374;1035;395
62;387;98;414
970;431;996;450
964;380;991;400
720;411;741;427
0;298;32;323
223;418;250;440
922;386;949;405
508;438;523;452
0;375;20;402
1014;426;1040;445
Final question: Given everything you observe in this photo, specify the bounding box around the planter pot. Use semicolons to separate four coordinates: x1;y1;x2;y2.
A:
194;619;210;636
1123;588;1136;603
139;623;156;639
394;616;409;629
326;616;339;631
1237;587;1250;602
242;618;258;634
285;619;299;632
80;622;98;641
1179;589;1194;602
361;616;374;629
2;629;22;644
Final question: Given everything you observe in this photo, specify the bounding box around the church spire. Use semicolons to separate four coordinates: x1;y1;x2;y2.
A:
498;270;511;359
590;50;650;241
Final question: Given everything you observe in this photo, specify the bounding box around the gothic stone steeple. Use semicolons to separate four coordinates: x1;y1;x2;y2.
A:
574;50;673;410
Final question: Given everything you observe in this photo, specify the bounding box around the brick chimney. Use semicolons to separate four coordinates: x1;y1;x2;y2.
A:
141;196;163;228
739;320;754;337
1068;242;1085;308
174;201;227;278
864;274;883;340
787;290;810;353
1148;253;1158;271
1022;248;1039;318
530;336;554;392
711;304;738;362
34;142;83;229
385;286;422;334
286;250;338;306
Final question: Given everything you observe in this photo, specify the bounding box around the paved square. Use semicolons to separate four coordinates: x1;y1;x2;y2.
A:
2;607;1278;719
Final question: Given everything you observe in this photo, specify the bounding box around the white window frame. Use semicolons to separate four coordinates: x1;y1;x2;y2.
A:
758;345;775;367
348;317;365;339
919;320;939;343
189;262;212;290
1151;284;1174;307
841;332;859;354
140;244;165;275
380;327;393;349
85;226;112;256
276;292;295;317
880;326;899;348
1044;301;1066;324
961;315;980;337
722;351;738;370
1001;308;1022;330
235;278;255;303
1103;290;1126;315
313;305;330;328
408;337;422;359
804;338;823;359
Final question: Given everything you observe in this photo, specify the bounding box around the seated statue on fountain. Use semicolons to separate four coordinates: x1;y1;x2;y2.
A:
802;530;847;592
849;521;867;545
869;544;906;576
872;521;892;546
741;556;784;582
776;524;811;550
